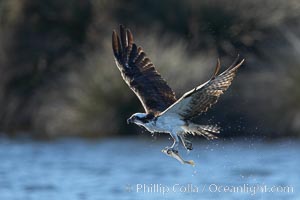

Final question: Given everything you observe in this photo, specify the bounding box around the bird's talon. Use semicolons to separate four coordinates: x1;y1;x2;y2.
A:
172;149;178;154
162;147;178;154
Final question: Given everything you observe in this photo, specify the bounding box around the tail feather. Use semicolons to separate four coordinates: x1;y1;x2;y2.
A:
183;124;220;140
197;129;218;140
197;125;220;134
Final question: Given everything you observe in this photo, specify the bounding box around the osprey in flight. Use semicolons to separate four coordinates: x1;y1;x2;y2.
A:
112;25;244;154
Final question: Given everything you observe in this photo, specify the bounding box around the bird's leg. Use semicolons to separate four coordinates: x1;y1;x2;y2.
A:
169;133;179;153
162;132;180;154
179;134;193;151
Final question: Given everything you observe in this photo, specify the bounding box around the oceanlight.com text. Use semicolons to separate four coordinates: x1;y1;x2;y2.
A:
126;183;294;196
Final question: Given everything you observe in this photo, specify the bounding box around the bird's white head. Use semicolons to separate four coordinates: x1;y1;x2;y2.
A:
127;113;155;126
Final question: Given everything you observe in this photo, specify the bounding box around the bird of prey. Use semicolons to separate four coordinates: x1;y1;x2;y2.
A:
112;25;244;154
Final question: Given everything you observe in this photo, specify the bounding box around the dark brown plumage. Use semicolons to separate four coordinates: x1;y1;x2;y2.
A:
112;25;177;115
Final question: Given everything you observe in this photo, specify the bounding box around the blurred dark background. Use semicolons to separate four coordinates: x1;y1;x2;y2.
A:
0;0;300;139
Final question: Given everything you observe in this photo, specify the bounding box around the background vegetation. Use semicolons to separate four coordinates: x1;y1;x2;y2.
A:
0;0;300;138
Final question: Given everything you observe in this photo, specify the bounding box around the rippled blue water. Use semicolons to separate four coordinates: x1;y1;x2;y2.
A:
0;137;299;200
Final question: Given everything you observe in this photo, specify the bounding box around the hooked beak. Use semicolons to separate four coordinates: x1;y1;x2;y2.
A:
127;118;133;124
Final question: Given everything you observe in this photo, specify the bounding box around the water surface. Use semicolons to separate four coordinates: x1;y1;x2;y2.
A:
0;137;299;200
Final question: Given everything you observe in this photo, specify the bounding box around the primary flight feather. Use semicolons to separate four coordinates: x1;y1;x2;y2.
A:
112;26;177;115
112;25;244;163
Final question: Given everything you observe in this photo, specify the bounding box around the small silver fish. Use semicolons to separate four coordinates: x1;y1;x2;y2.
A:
162;148;195;166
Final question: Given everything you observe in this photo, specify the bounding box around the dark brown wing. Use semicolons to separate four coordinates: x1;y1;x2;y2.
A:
112;25;177;114
160;57;244;120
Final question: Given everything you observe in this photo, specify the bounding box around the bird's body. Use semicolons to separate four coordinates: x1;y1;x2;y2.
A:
133;113;185;149
133;113;184;134
112;25;244;158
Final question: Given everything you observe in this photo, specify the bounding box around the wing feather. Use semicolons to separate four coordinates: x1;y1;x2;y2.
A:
160;57;244;120
112;25;177;114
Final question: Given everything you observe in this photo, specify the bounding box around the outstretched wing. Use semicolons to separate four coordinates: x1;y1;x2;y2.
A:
112;25;177;114
160;57;244;120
